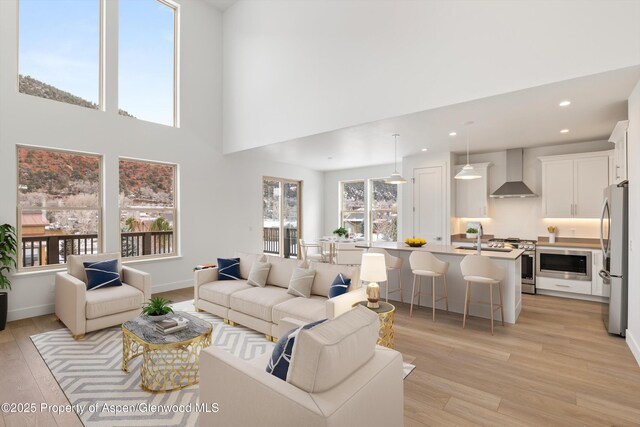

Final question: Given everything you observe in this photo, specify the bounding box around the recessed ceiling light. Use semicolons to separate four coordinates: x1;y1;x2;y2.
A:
560;129;570;133
327;156;333;159
449;131;457;136
421;148;428;152
559;100;571;107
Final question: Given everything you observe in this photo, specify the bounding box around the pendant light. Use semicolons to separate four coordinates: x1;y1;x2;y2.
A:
455;121;481;180
386;134;407;184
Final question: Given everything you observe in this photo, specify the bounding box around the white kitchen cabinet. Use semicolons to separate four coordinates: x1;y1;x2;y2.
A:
539;151;611;218
609;120;629;185
455;163;491;218
592;249;610;297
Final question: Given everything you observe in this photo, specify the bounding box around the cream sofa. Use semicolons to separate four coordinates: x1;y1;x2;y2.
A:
194;253;366;339
55;253;151;339
199;306;404;427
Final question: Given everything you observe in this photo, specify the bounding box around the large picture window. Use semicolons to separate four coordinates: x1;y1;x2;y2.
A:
339;179;398;242
119;158;177;259
119;0;178;126
17;146;102;270
18;0;102;109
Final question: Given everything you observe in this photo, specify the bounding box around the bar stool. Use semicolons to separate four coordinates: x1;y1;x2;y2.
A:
460;255;506;335
409;252;449;320
368;248;404;303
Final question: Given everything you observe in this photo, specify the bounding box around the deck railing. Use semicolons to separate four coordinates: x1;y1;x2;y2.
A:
21;231;174;267
262;227;298;258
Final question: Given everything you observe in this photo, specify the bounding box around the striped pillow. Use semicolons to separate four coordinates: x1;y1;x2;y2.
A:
83;259;122;291
217;258;241;281
328;273;351;298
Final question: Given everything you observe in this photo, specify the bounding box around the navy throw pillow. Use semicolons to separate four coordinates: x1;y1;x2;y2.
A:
267;319;326;381
328;273;351;298
218;257;241;280
83;259;122;291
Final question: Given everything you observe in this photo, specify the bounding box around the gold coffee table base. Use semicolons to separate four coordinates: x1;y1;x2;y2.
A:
121;321;212;392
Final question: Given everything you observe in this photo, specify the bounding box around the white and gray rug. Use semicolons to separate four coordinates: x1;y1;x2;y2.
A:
31;300;415;426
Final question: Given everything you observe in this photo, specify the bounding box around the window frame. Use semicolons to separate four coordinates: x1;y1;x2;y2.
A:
117;0;180;127
262;176;303;259
118;157;179;261
368;178;399;242
339;179;366;237
16;0;106;111
16;144;104;272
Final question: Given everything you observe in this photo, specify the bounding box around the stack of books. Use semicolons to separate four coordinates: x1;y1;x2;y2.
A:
193;263;216;271
155;318;189;335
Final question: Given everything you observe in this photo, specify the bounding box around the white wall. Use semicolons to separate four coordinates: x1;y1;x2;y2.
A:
626;80;640;365
323;163;396;237
223;0;640;153
453;140;614;240
0;0;322;321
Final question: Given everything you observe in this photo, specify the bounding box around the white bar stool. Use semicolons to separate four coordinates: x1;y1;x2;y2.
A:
409;252;449;320
368;248;404;303
460;255;506;335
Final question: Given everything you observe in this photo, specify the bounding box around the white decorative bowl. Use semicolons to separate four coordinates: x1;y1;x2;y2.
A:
145;313;173;322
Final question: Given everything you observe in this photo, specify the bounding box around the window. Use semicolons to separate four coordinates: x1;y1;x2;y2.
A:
369;179;398;242
340;180;365;236
339;179;398;242
119;0;178;126
119;158;177;259
17;146;102;270
18;0;102;109
263;178;301;258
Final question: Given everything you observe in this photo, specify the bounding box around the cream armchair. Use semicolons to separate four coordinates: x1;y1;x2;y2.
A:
55;252;151;339
199;306;404;427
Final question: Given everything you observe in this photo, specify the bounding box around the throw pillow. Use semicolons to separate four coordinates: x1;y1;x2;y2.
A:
266;319;326;381
247;261;271;287
287;267;316;298
83;259;122;291
328;273;351;298
218;258;241;280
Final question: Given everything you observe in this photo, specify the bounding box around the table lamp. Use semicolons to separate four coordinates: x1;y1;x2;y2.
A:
361;253;387;309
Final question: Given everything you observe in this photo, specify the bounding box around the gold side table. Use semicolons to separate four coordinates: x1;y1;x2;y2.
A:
353;301;395;349
122;312;212;392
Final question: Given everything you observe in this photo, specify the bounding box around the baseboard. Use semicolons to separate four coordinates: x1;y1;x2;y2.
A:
7;280;193;322
152;279;192;294
8;303;55;322
626;329;640;367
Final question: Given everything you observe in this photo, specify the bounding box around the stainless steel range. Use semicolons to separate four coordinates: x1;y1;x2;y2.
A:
488;238;536;294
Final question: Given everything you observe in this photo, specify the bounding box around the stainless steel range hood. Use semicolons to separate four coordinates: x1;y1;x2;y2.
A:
490;148;537;198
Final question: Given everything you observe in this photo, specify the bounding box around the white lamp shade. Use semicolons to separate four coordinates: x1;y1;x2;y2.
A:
455;164;481;180
385;171;407;184
360;253;387;282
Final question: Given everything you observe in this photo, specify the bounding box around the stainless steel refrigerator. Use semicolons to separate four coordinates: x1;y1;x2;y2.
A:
599;184;628;336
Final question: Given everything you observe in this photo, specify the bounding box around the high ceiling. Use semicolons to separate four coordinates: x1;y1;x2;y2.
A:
231;66;640;171
205;0;237;12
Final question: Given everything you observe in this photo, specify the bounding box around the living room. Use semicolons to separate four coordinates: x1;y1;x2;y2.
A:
1;0;640;426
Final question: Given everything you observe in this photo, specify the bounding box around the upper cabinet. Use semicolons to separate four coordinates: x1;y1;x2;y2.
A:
455;162;491;218
540;151;612;218
609;120;629;185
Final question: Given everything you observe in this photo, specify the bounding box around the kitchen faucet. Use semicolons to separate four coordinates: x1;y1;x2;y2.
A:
477;223;483;256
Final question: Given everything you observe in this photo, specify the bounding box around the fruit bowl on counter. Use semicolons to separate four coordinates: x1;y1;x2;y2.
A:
405;238;426;247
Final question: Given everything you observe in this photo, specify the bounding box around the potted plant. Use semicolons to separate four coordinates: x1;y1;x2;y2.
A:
466;227;479;239
0;224;18;331
332;227;349;239
547;226;558;244
141;297;174;322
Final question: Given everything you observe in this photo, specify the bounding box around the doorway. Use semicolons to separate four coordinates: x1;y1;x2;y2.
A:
262;177;302;258
413;166;446;243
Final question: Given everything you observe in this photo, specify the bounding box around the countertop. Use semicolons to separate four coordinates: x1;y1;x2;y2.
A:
356;241;524;260
536;237;601;250
450;234;495;244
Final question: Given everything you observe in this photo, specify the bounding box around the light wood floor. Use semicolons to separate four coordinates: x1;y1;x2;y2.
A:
2;288;640;426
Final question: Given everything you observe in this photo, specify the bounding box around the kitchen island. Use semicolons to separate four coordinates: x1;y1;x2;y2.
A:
357;242;524;324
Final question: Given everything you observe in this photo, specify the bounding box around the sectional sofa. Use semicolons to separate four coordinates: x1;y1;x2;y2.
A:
194;252;366;339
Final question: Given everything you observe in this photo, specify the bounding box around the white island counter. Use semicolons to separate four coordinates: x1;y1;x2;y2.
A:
356;242;524;324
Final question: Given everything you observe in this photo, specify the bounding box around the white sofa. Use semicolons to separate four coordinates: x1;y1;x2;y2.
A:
194;253;366;339
199;306;404;427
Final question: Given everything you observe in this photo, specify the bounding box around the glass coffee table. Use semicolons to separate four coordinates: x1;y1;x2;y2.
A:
122;311;212;392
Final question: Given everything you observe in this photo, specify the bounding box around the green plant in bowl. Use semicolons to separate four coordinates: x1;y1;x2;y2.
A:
466;227;478;234
333;227;348;238
142;297;174;321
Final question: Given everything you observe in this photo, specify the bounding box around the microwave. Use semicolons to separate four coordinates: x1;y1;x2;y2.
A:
536;249;592;282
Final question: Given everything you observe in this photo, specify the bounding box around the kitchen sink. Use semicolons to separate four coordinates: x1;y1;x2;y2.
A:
454;246;513;253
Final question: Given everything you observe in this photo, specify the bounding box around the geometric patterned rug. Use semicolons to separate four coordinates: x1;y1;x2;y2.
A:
31;300;415;426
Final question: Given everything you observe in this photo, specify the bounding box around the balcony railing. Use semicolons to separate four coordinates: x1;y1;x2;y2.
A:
21;231;174;268
263;227;298;258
